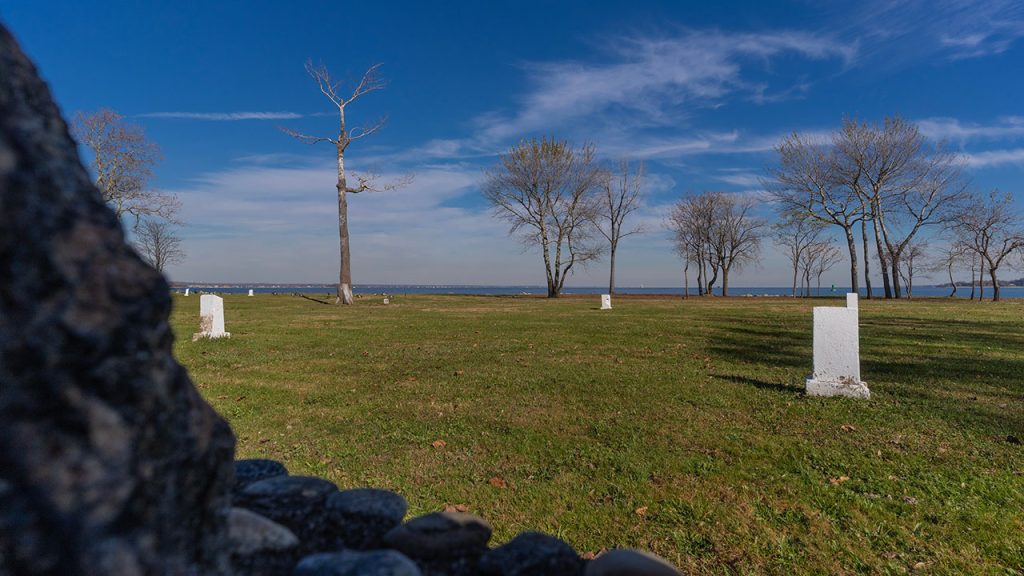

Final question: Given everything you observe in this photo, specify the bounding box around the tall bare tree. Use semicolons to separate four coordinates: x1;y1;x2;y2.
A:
73;108;179;227
283;61;394;305
833;117;964;299
929;243;969;297
596;160;645;295
483;138;605;298
668;192;715;295
950;190;1024;301
769;132;863;294
134;219;184;273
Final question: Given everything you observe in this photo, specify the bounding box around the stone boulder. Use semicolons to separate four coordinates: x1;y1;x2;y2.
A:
0;24;235;575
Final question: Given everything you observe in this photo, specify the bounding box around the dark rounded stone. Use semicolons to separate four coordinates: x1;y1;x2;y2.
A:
383;511;492;559
234;459;289;495
479;531;584;576
584;549;681;576
228;507;300;576
293;550;421;576
238;476;339;554
326;488;408;549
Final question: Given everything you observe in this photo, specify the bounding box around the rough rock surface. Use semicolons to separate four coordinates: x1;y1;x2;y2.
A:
326;488;408;549
478;531;584;576
584;549;681;576
293;550;422;576
237;476;339;554
384;512;493;576
228;507;300;576
0;23;235;576
234;458;290;496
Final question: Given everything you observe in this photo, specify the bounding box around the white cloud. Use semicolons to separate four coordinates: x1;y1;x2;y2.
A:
962;148;1024;167
139;111;305;120
917;116;1024;142
475;30;856;141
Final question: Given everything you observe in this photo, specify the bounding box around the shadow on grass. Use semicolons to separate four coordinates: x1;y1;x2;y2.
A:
712;373;803;395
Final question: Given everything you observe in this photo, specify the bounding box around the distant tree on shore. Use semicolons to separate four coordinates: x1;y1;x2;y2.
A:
897;241;928;299
774;216;827;297
668;191;765;297
595;159;645;295
283;61;408;305
483;138;605;298
134;219;184;273
948;190;1024;302
73;108;179;227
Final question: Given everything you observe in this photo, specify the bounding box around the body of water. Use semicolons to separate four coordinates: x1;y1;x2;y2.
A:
173;284;1024;298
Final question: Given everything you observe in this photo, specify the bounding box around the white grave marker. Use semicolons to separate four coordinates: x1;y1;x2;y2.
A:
806;293;868;398
192;295;231;341
248;289;254;297
184;288;190;296
383;297;390;305
601;294;612;310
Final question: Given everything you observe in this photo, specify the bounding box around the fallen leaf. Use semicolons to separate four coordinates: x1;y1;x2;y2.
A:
488;476;507;488
903;496;918;505
840;424;857;432
454;370;464;376
234;395;246;401
830;476;850;485
361;351;369;357
216;395;228;400
431;440;447;449
634;506;648;517
444;503;469;513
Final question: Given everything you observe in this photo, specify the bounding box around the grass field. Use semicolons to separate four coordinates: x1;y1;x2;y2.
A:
171;294;1024;574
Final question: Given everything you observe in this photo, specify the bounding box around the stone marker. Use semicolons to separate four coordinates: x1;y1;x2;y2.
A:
805;294;869;398
0;24;235;573
846;292;858;309
193;294;231;340
248;289;254;297
383;296;390;305
601;294;612;310
185;287;190;296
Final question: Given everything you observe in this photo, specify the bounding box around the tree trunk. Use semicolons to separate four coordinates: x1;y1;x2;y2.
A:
844;227;859;295
791;262;798;297
978;259;985;300
990;266;1000;301
608;245;616;295
871;217;891;298
721;267;730;297
947;263;957;297
336;149;354;305
861;219;873;299
890;254;902;299
969;261;976;300
683;260;690;300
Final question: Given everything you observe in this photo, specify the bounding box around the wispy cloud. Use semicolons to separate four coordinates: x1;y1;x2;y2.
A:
139;111;305;120
917;116;1024;142
962;148;1024;168
475;30;857;141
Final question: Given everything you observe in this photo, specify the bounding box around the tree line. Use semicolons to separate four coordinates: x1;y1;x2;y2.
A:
485;117;1023;300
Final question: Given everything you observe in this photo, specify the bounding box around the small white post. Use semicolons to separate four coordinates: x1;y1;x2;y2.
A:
184;288;190;296
383;296;390;305
192;295;231;341
600;294;612;310
248;289;254;297
805;298;868;398
846;292;858;310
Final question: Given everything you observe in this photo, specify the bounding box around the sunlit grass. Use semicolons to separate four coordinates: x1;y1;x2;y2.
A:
172;294;1024;573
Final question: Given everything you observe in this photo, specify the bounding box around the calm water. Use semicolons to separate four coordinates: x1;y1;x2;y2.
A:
174;284;1023;299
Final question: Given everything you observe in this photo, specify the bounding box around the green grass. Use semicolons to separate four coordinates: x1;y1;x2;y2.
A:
171;294;1024;574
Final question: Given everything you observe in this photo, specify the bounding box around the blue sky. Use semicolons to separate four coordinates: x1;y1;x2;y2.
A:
4;0;1024;286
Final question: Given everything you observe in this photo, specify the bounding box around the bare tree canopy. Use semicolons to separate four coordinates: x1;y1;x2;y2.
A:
282;61;408;305
667;191;765;297
770;116;965;299
483;138;605;298
948;190;1024;301
73;108;179;226
134;219;185;273
596;159;645;295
